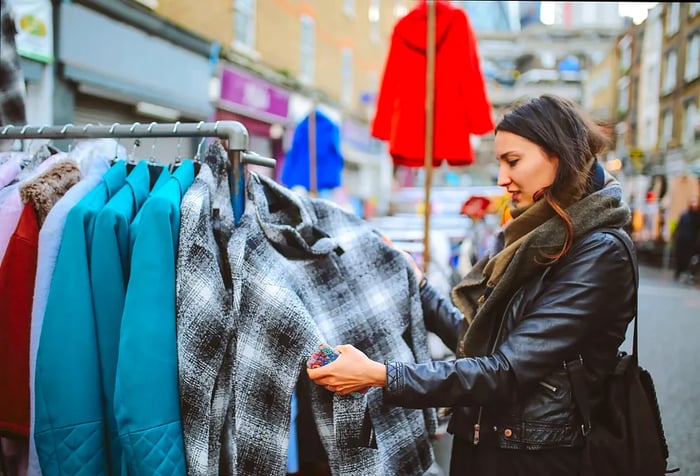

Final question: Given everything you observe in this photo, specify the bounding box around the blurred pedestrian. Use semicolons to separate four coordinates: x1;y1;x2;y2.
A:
673;197;700;282
307;95;636;476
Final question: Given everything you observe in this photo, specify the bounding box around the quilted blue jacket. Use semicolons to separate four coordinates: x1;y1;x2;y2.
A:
113;160;194;476
89;161;170;474
34;161;128;476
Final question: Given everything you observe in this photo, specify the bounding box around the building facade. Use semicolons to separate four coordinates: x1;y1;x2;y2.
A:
154;0;413;215
658;2;700;236
583;2;700;249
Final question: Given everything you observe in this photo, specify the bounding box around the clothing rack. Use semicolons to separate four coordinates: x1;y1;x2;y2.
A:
0;120;276;224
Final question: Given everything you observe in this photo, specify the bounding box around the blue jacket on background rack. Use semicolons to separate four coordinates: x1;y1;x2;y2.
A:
281;109;344;191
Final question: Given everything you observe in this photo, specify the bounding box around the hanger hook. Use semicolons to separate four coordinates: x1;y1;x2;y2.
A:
147;122;158;161
173;121;182;163
193;121;206;161
195;137;207;162
128;123;141;162
109;123;122;159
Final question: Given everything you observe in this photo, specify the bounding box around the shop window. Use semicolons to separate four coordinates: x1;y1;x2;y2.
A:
662;50;677;95
341;48;353;106
233;0;256;53
685;34;700;83
300;15;316;85
683;101;697;146
666;3;680;36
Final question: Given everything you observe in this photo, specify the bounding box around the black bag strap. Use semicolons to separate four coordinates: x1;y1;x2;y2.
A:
599;227;639;361
565;227;638;435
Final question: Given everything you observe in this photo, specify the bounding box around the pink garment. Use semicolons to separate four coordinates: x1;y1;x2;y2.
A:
0;153;66;264
0;153;25;189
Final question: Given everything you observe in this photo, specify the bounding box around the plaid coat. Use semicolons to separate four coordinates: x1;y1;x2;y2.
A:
225;173;436;476
177;143;238;476
0;0;26;127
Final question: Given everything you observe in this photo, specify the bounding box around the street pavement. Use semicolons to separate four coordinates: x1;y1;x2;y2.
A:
634;265;700;475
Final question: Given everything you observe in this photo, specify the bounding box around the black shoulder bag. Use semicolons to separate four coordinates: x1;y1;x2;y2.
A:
565;228;678;476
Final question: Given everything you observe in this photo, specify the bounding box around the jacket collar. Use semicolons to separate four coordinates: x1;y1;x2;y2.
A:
247;173;340;258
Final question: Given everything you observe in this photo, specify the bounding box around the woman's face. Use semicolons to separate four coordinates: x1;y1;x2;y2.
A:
494;131;559;208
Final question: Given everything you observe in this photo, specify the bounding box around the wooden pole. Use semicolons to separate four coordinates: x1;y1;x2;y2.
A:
423;0;436;275
308;105;318;197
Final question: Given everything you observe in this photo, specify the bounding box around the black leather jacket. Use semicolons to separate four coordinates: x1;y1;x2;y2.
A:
383;229;636;450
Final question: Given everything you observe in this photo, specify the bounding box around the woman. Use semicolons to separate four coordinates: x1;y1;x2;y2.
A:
307;95;636;475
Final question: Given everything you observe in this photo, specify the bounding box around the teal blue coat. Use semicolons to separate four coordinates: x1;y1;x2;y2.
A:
89;161;170;475
34;161;128;476
114;160;194;476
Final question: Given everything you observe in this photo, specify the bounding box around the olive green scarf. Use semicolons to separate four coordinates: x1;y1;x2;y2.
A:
451;169;631;358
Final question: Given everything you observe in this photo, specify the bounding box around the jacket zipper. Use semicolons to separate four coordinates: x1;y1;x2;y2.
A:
539;381;558;393
473;288;521;445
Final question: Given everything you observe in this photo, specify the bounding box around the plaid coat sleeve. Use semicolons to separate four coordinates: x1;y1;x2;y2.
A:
0;0;27;127
176;164;235;476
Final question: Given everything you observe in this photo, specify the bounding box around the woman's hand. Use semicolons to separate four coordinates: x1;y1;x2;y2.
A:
306;345;387;395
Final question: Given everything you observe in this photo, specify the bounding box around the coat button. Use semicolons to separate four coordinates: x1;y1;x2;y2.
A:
504;428;513;438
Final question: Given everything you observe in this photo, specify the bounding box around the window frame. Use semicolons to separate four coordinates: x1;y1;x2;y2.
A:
662;50;678;95
685;33;700;83
666;3;680;37
341;47;354;106
233;0;257;53
299;14;316;85
660;109;674;149
682;100;698;145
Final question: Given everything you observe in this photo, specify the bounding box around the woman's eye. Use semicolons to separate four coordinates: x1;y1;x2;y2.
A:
507;159;519;167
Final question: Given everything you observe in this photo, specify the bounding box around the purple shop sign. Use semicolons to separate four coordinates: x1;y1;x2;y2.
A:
219;65;289;122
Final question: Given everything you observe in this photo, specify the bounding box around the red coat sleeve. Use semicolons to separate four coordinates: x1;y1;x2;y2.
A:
457;10;494;135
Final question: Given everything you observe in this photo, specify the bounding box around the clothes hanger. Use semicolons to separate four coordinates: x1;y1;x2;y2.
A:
125;122;141;174
168;121;183;173
145;122;164;189
109;123;123;165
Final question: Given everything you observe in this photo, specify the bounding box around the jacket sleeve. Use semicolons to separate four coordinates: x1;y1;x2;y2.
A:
455;9;494;136
419;281;463;353
384;233;634;409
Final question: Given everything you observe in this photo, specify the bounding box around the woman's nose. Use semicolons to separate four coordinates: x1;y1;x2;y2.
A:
497;164;511;187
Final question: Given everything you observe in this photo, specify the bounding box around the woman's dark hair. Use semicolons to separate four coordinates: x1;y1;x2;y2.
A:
496;94;610;262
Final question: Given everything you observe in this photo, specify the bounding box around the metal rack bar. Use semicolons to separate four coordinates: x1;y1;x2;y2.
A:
0;120;276;223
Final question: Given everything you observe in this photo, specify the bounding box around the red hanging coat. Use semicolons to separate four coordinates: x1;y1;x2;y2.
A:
0;204;38;437
371;0;494;168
